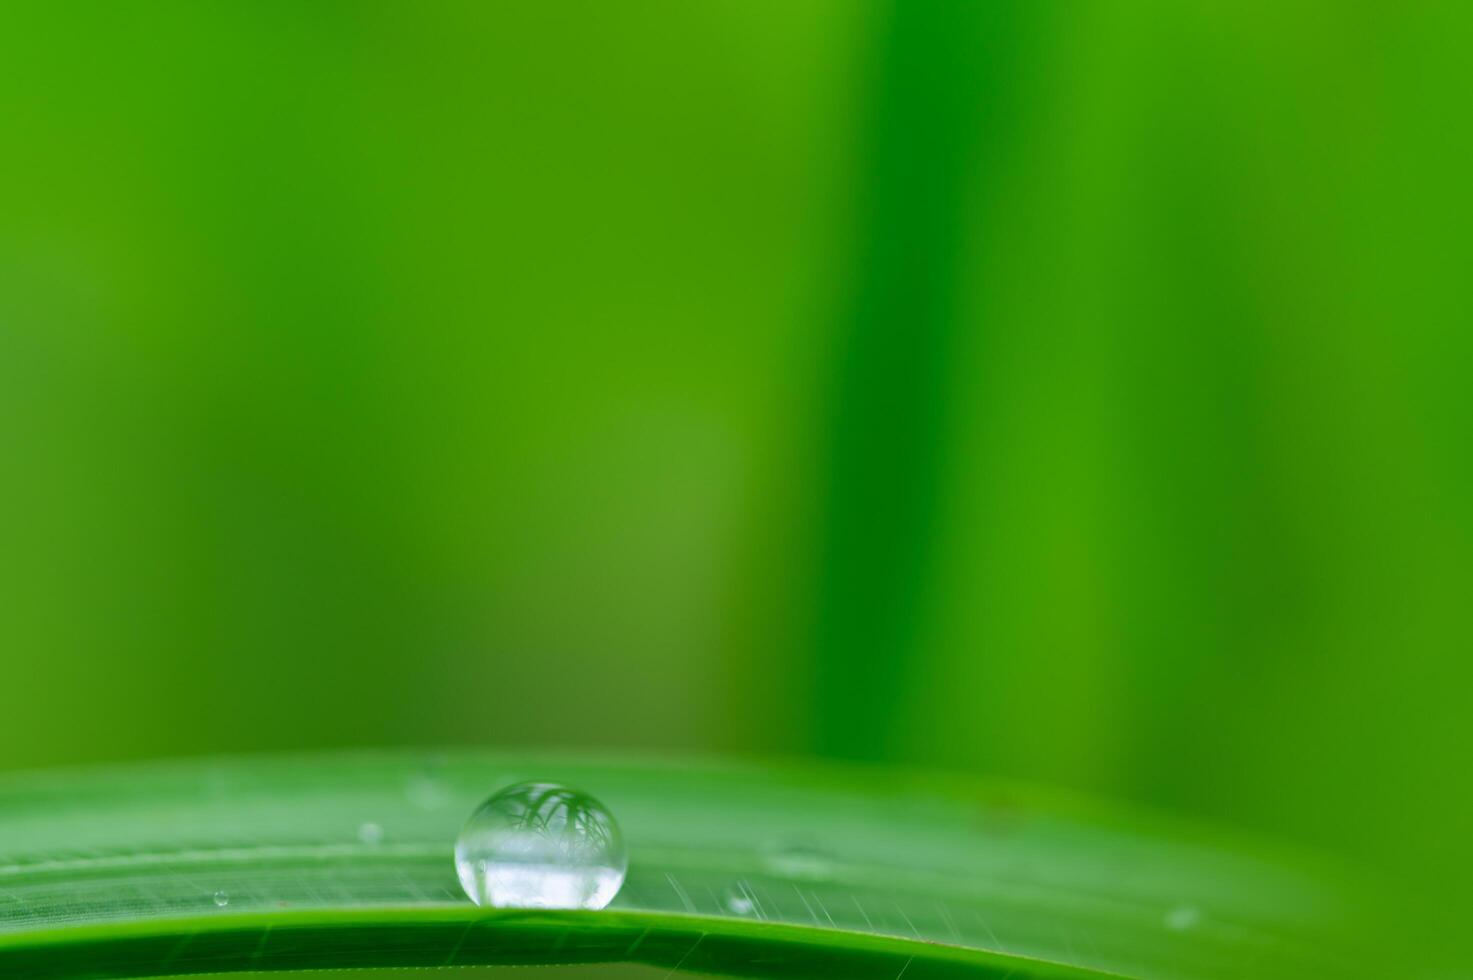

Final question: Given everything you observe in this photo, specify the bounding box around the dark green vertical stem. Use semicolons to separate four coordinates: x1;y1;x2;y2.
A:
811;0;1030;759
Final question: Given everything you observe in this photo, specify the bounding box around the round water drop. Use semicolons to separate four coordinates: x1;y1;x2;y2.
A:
454;781;627;910
407;761;451;811
1165;905;1201;930
358;821;384;844
764;841;833;880
212;890;229;908
723;886;755;916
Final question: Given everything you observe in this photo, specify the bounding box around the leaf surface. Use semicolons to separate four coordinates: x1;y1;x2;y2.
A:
0;752;1383;979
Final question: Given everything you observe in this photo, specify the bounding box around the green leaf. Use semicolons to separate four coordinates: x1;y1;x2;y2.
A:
0;752;1384;979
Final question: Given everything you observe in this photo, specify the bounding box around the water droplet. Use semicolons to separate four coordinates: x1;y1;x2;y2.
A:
213;890;229;907
764;841;833;880
454;781;627;910
407;763;451;810
1165;905;1201;930
358;821;384;844
723;885;755;916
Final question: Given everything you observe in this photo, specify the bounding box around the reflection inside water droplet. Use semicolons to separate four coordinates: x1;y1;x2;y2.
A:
213;890;229;907
454;781;627;910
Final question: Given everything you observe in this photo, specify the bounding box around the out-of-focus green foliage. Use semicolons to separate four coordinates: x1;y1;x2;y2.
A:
1;0;1468;971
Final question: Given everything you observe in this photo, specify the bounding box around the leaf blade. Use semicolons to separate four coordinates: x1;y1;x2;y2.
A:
0;752;1382;979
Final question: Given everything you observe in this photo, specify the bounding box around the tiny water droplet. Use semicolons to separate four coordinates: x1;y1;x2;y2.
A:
407;769;450;811
358;821;384;844
724;886;755;916
454;781;627;910
764;841;833;880
1165;905;1201;930
213;891;229;907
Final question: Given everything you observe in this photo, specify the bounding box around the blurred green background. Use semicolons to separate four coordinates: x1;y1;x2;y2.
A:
1;0;1468;943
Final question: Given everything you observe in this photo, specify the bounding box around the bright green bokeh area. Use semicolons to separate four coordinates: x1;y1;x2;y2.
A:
1;0;1468;968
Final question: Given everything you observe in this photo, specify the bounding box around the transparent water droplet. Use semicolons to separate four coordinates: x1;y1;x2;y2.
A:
723;885;755;916
212;890;229;908
1165;905;1201;930
764;841;833;880
358;821;384;844
454;781;627;910
407;761;451;811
